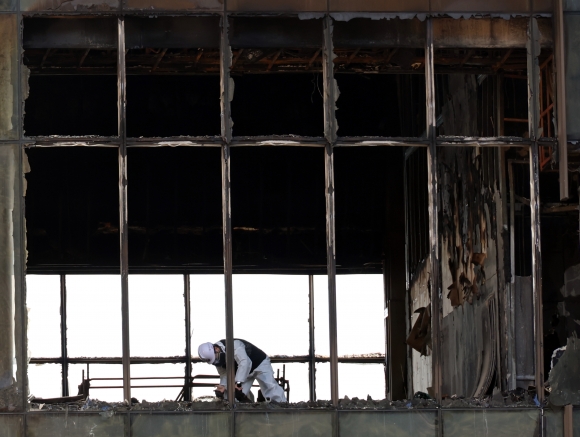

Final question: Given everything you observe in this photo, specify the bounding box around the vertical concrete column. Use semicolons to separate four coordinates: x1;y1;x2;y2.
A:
0;8;26;410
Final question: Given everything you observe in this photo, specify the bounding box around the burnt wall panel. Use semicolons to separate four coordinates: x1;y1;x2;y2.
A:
409;259;432;395
438;147;502;397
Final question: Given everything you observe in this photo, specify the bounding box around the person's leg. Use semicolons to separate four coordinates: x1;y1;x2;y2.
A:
253;358;287;402
241;378;255;402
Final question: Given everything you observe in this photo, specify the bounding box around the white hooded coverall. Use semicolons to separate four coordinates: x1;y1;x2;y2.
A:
214;340;287;402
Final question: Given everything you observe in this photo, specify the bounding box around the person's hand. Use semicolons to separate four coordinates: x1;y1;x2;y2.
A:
235;388;249;402
214;385;225;398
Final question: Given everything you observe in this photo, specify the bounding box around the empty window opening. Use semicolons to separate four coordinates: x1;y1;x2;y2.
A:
24;75;118;137
26;275;61;359
66;275;122;358
27;273;386;402
230;147;326;271
23;17;118;137
124;16;221;137
126;75;221;137
335;74;426;137
334;146;402;272
332;18;426;138
25;147;120;271
129;275;185;358
434;48;531;137
233;275;309;357
127;147;223;271
230;74;324;137
229;17;324;137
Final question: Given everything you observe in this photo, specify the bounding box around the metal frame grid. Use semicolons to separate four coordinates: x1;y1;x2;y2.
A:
0;0;556;416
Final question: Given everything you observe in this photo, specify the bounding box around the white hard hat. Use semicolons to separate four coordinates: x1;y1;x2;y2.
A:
198;342;216;364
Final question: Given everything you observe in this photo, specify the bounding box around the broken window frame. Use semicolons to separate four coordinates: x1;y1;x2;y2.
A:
13;8;554;411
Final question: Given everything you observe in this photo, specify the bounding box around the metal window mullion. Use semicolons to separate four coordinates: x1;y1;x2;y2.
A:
383;258;391;400
117;16;131;403
184;274;192;402
220;13;235;406
60;274;69;397
323;15;339;408
426;17;442;404
324;142;338;407
527;16;545;403
308;275;316;402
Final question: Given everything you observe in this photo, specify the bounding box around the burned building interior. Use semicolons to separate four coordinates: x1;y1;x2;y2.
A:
1;1;580;436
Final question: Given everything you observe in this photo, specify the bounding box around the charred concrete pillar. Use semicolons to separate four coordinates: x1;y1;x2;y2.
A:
0;10;26;411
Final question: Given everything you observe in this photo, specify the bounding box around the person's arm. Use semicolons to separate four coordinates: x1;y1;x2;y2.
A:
216;364;227;387
233;340;252;383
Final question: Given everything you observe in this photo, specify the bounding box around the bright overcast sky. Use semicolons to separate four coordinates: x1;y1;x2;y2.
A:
26;274;386;402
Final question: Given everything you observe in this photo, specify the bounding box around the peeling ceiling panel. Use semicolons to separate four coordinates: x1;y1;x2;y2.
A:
229;17;322;48
0;14;18;140
125;16;220;49
23;17;117;49
333;17;426;48
433;17;520;49
123;0;223;11
329;0;429;12
227;0;325;12
431;0;529;13
21;0;119;12
434;17;553;49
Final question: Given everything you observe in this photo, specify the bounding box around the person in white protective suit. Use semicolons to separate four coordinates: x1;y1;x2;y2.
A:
198;339;287;403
